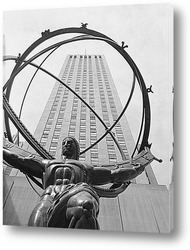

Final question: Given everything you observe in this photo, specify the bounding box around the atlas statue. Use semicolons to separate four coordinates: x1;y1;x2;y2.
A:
3;24;162;230
3;137;161;229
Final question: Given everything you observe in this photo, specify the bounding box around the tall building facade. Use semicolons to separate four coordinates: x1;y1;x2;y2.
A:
4;55;171;232
23;54;156;184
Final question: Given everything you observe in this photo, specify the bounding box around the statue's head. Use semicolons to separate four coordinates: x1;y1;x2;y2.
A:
62;137;80;160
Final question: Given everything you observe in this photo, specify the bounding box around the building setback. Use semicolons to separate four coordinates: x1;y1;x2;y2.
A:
3;54;172;232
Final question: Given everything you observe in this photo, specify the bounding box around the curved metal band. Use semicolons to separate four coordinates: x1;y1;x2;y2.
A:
3;27;150;157
4;56;127;159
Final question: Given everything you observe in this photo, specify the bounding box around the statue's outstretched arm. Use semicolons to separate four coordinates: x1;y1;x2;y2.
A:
110;163;145;183
3;148;45;178
90;163;144;185
90;147;162;185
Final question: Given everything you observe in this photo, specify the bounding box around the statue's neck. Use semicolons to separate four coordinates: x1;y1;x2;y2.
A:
62;155;78;162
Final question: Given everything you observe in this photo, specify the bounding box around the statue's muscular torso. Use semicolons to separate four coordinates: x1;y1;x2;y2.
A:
42;159;114;189
42;159;94;188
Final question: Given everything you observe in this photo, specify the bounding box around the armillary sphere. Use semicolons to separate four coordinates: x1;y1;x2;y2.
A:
3;24;162;197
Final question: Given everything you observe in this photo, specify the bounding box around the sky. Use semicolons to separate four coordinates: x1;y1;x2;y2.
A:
3;3;173;186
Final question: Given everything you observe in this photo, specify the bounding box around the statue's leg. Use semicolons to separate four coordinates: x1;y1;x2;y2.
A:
66;191;100;229
28;188;54;227
28;203;47;226
46;183;100;229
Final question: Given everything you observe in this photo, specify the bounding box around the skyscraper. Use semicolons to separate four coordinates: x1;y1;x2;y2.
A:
3;54;171;232
23;54;156;184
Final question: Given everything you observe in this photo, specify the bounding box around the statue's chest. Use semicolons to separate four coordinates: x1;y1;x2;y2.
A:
43;161;87;188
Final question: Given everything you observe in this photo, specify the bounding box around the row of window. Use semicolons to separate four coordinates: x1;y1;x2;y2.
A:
89;59;99;164
94;57;118;163
42;57;76;156
69;55;102;59
80;57;89;161
99;57;130;158
61;57;72;82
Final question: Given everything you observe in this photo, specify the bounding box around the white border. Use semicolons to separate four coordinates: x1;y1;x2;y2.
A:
1;0;190;249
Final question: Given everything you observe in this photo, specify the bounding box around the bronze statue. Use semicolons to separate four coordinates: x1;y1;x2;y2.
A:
3;24;163;230
3;136;161;229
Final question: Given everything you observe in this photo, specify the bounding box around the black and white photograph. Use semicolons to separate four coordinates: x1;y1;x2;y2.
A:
2;0;189;249
2;3;173;233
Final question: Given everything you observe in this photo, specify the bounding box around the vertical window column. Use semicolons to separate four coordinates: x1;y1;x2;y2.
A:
99;56;129;158
79;56;87;161
89;56;98;164
48;55;75;157
95;56;116;163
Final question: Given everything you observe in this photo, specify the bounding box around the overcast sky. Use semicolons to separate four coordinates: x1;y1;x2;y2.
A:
3;3;173;186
